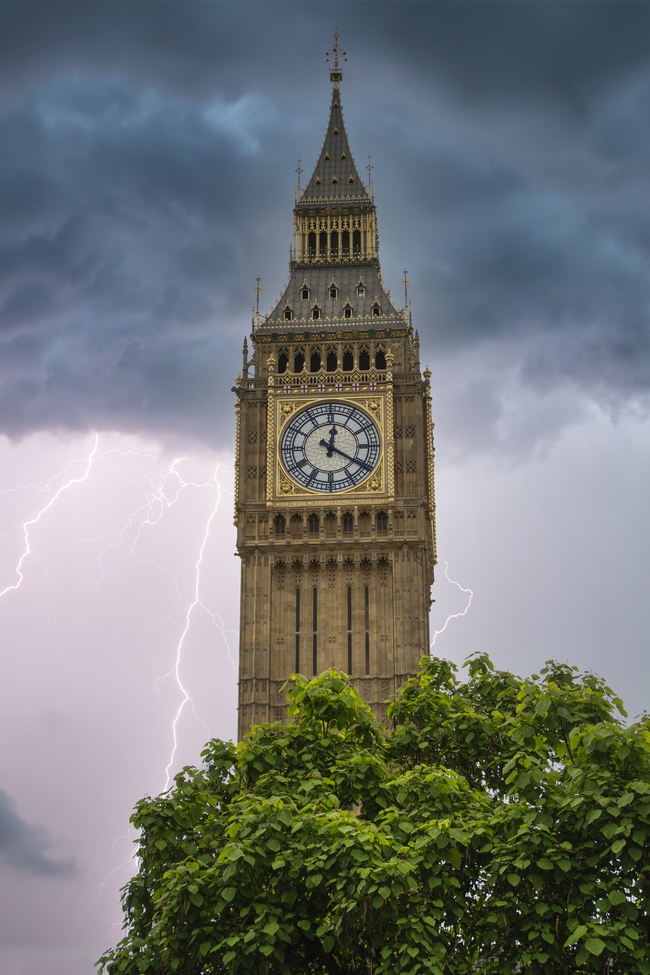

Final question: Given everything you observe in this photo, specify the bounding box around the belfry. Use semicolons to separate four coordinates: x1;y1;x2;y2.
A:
234;35;436;739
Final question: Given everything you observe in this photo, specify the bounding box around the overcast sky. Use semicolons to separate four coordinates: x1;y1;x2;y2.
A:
0;3;649;973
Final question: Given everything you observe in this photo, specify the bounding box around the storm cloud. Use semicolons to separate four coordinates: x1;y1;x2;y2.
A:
1;2;650;452
0;788;76;877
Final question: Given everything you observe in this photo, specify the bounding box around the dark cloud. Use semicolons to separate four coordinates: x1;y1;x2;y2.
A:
0;1;650;452
0;788;76;877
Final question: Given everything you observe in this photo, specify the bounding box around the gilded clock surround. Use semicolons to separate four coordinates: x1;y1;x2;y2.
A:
233;46;436;739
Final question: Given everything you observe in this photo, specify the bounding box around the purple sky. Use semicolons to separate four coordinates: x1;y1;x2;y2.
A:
0;3;649;972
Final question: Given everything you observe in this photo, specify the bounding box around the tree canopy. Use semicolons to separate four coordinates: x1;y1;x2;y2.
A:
99;655;650;975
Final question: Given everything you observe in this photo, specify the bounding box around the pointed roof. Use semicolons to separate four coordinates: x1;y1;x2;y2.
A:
300;84;371;204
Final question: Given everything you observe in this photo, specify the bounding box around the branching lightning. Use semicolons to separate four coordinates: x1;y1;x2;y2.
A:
162;478;224;791
430;559;474;647
0;434;100;602
0;433;236;795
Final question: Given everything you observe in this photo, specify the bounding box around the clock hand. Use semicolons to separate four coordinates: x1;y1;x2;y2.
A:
319;426;338;457
327;444;374;472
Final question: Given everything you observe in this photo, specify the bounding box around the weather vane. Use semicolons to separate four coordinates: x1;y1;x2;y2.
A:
402;268;410;308
254;275;262;319
295;157;303;193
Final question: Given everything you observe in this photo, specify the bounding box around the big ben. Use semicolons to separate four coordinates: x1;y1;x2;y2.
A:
234;36;436;739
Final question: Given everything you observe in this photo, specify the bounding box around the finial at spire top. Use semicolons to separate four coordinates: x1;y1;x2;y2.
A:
326;27;346;88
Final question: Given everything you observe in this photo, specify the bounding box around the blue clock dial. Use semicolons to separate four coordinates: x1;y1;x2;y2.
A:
281;402;381;493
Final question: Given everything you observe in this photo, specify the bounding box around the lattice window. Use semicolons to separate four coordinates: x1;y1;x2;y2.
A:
393;425;403;439
394;461;403;473
247;430;258;443
405;461;417;473
259;465;267;478
246;466;258;479
404;424;415;438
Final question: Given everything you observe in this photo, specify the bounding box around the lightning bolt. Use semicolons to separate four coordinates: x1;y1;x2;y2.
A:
0;434;236;792
430;559;474;647
161;477;224;791
0;434;100;602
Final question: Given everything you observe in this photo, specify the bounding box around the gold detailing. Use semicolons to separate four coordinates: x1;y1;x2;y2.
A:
233;398;241;525
363;398;381;416
267;354;277;373
423;367;437;565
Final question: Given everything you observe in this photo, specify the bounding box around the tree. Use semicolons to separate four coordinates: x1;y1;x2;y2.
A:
99;656;650;975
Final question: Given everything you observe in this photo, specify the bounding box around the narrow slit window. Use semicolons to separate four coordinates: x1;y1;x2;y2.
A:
377;512;388;533
295;587;301;674
343;513;354;533
310;350;322;373
342;350;353;371
375;349;386;370
301;285;310;300
278;353;289;374
312;587;318;676
359;349;370;370
284;308;292;321
326;350;337;372
308;514;320;534
347;585;352;675
294;352;305;372
343;304;353;319
353;230;361;255
307;235;316;258
312;307;321;321
274;515;286;535
364;586;370;675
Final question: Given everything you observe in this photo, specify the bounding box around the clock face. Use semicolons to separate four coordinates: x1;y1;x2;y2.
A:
281;402;381;493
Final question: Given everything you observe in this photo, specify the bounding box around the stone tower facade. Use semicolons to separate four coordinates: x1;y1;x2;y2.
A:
234;45;436;739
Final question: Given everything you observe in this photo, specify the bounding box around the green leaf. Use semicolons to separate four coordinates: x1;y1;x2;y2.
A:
221;887;236;903
537;858;554;871
507;874;520;887
584;937;606;956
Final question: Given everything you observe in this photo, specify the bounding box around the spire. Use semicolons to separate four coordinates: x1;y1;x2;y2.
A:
300;31;371;204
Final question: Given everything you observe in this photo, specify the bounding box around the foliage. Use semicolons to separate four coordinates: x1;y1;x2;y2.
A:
98;658;650;975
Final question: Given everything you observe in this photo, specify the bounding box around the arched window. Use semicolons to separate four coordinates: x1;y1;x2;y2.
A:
278;352;289;374
342;230;350;255
326;348;337;372
342;513;354;534
319;231;327;255
301;285;310;300
330;231;338;256
359;347;370;371
376;512;388;533
274;515;286;536
357;284;365;299
308;234;316;258
312;306;321;321
329;285;338;300
294;350;305;373
343;304;353;319
284;307;292;321
353;230;361;255
310;349;322;373
372;303;381;317
342;347;353;371
375;348;386;370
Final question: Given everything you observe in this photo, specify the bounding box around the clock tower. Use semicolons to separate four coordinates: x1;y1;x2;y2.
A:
234;38;437;739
